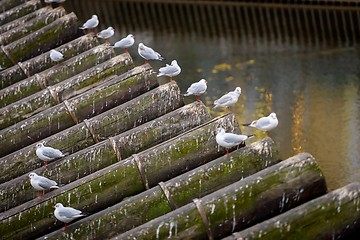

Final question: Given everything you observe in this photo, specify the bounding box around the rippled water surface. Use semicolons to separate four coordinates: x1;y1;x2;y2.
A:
65;0;360;190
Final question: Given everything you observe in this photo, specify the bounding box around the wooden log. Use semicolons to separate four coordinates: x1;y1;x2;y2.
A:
114;152;327;240
0;113;236;239
0;44;116;108
0;0;28;13
0;7;66;46
0;81;182;183
0;0;41;26
0;101;210;211
42;137;280;240
0;12;79;69
0;34;99;89
225;182;360;240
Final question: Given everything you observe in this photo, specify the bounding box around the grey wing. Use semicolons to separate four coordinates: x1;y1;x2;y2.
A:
58;207;82;218
37;176;57;189
256;117;271;128
42;147;64;158
215;94;233;105
222;133;245;144
160;65;178;75
189;82;206;94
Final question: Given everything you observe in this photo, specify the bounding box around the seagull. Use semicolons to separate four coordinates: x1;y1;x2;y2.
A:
157;60;181;82
216;128;254;157
54;203;87;230
112;34;135;53
36;143;65;168
138;43;165;63
50;49;64;63
97;27;114;44
28;172;59;199
79;15;99;33
243;112;279;131
183;79;207;102
213;87;241;112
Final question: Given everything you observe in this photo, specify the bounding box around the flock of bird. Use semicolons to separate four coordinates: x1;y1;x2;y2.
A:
31;11;278;230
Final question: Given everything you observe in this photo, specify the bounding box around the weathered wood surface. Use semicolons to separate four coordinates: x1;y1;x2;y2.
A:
0;12;79;69
114;152;327;240
226;182;360;240
42;137;279;240
0;101;210;212
0;81;183;183
0;0;41;26
0;34;99;89
0;44;116;108
0;0;28;13
0;113;237;239
0;7;66;46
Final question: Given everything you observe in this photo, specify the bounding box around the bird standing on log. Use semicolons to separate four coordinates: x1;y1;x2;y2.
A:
54;203;87;230
97;27;114;45
138;43;165;64
216;127;254;157
213;87;241;112
112;34;135;53
50;49;63;63
28;172;59;199
183;79;207;102
36;143;65;168
79;15;99;33
243;112;279;131
157;60;181;82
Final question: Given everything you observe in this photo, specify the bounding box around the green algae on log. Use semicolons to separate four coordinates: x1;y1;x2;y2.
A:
114;152;327;240
0;0;41;26
42;137;279;240
0;0;28;13
0;34;99;89
0;44;117;108
225;182;360;240
0;82;182;183
0;101;210;212
0;7;66;46
0;12;79;69
0;111;236;239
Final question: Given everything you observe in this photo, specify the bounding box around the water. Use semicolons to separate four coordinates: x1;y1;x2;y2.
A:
65;0;360;191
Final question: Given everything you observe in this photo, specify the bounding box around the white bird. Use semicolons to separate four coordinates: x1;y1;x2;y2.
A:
157;60;181;82
50;49;64;63
183;79;207;102
97;27;114;44
138;43;165;63
28;172;59;199
113;34;135;53
213;87;241;112
54;203;87;230
79;15;99;33
243;112;279;131
216;128;254;157
36;143;65;168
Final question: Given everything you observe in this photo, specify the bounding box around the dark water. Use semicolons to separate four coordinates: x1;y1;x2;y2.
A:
65;0;360;191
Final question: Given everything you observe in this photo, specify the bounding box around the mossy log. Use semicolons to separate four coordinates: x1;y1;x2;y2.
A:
43;137;280;240
0;106;236;240
114;152;327;240
0;81;182;183
0;7;66;46
226;182;360;240
0;101;210;212
0;44;116;108
0;0;28;13
0;34;99;89
0;0;41;26
0;12;79;69
0;64;159;184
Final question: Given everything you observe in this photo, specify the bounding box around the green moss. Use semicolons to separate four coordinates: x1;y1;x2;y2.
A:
0;81;42;107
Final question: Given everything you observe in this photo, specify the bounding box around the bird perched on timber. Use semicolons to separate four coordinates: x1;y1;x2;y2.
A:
138;43;165;63
97;27;114;44
112;34;135;53
213;87;241;112
243;112;279;131
50;49;64;63
216;128;254;157
157;60;181;82
28;172;59;199
79;15;99;33
36;143;65;168
183;79;207;102
54;203;87;230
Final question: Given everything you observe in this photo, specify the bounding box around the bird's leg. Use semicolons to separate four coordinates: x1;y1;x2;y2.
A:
226;107;231;113
226;148;229;157
42;161;48;169
36;191;43;200
105;39;110;45
144;60;148;64
124;48;128;53
196;95;203;102
169;76;173;82
63;223;67;231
